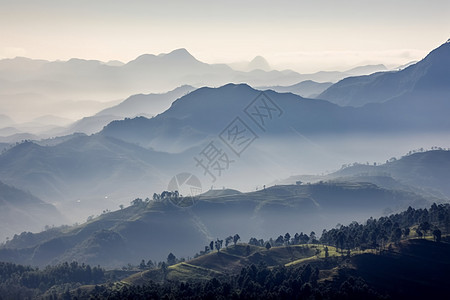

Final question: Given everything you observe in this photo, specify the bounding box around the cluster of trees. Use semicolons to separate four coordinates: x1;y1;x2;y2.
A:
0;261;105;299
320;203;448;252
138;252;185;272
205;204;448;257
248;232;318;249
194;234;241;258
152;191;179;201
195;231;319;259
240;204;448;255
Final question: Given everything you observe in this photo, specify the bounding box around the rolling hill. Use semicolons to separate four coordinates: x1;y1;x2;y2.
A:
0;182;431;267
280;150;450;199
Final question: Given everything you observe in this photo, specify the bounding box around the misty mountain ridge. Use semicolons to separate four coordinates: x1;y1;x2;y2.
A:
0;114;14;128
318;40;450;106
345;64;387;75
259;80;333;98
228;55;271;72
0;41;449;253
279;149;450;199
101;74;450;155
0;86;194;141
0;180;431;267
2;56;449;220
0;48;397;124
96;85;195;118
0;180;65;241
0;135;178;216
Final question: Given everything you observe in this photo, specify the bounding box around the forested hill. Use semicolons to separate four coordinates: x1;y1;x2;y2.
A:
0;204;449;299
0;182;431;267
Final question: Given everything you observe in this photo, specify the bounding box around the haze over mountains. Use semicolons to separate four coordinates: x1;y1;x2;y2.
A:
0;178;432;266
0;180;65;241
318;40;450;106
0;48;391;124
0;41;449;274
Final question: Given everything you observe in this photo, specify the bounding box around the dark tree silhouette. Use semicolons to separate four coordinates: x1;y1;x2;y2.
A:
432;228;441;242
233;234;240;246
167;253;176;265
225;236;233;248
275;235;284;246
403;227;410;238
419;222;431;236
391;227;402;244
215;239;223;252
416;229;423;239
284;233;291;246
139;259;146;270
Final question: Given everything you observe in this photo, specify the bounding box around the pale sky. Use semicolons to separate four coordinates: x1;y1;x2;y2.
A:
1;0;449;72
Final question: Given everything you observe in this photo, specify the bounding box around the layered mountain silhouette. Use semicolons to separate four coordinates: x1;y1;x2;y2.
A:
259;80;333;98
0;49;391;124
0;41;448;243
96;85;195;118
101;77;450;153
0;135;179;218
0;86;196;141
2;50;449;217
318;41;450;106
0;180;65;241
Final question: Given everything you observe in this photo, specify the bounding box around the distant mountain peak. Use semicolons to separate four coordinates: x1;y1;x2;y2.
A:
248;55;271;71
162;48;199;62
345;64;387;75
127;48;199;66
128;53;157;64
166;48;191;56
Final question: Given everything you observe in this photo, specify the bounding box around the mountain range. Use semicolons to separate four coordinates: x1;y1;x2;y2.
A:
0;40;449;250
0;85;196;141
1;40;449;221
318;41;450;107
0;48;391;124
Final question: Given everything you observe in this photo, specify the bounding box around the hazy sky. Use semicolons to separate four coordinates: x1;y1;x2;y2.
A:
1;0;449;72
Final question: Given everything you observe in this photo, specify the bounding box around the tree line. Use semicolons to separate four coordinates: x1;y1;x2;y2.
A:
0;261;105;299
